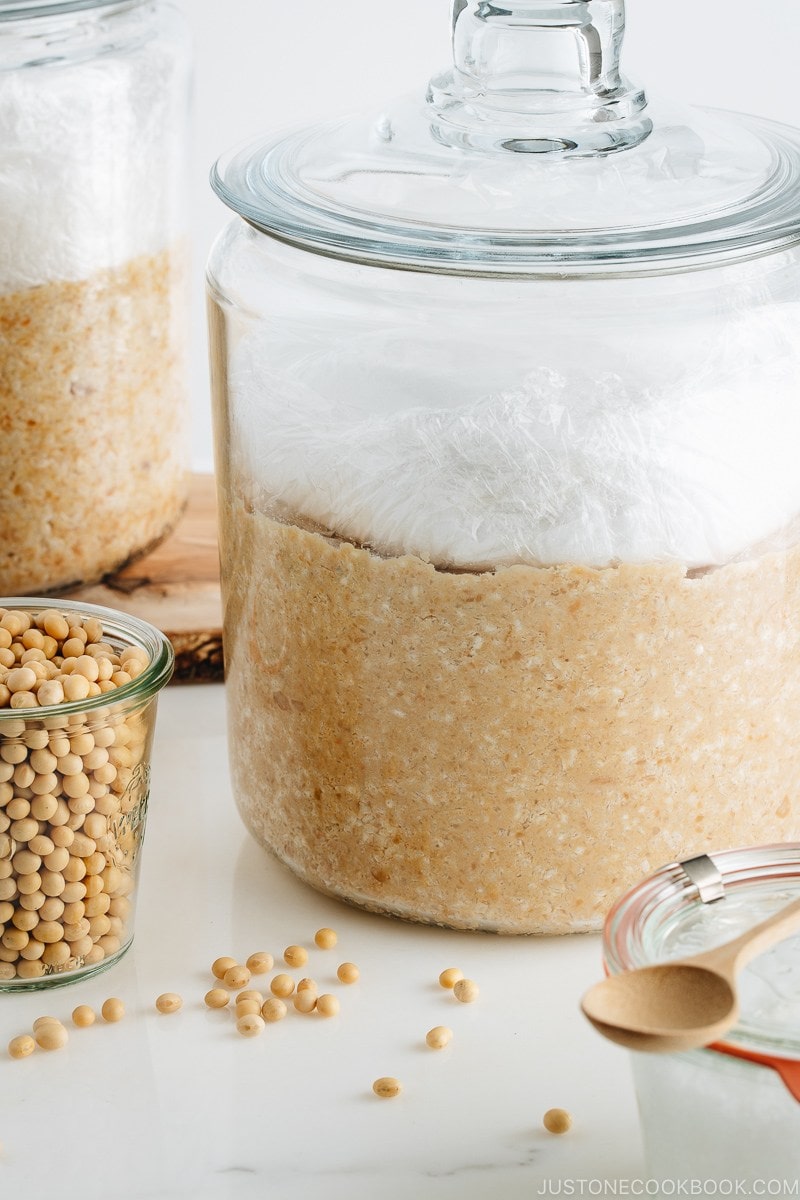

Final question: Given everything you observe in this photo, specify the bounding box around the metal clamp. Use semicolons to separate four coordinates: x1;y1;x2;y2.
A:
680;853;725;903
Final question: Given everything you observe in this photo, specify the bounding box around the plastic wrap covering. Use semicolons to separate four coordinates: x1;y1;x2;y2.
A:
233;304;800;570
0;14;181;293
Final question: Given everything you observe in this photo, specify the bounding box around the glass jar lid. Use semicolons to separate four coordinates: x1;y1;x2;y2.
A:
212;0;800;276
0;0;126;20
603;845;800;1064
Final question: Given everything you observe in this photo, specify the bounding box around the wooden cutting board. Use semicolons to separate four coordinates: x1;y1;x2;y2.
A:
61;474;223;683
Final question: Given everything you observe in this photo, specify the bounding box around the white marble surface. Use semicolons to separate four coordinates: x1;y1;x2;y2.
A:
0;684;645;1199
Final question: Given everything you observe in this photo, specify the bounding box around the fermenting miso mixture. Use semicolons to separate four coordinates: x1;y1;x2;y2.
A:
217;306;800;934
0;3;189;594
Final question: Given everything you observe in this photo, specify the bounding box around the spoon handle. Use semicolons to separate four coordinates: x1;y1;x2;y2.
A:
697;895;800;979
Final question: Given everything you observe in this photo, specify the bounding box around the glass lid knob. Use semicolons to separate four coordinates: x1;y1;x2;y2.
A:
427;0;652;155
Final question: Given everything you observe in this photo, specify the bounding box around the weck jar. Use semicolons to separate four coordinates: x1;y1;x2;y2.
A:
0;0;191;594
602;846;800;1182
0;597;174;989
208;0;800;934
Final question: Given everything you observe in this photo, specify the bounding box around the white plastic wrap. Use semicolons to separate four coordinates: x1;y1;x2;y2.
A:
232;303;800;570
0;20;181;293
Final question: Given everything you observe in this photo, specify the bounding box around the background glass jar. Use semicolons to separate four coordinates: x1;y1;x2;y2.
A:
0;0;191;594
602;846;800;1182
0;598;174;990
208;0;800;935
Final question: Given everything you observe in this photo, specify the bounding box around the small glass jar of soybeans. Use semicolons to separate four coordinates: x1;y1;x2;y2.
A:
0;598;173;989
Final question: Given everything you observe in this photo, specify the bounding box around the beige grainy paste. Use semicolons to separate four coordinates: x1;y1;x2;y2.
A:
222;503;800;934
0;247;188;594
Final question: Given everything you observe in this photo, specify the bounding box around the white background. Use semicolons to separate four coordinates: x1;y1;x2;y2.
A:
174;0;800;470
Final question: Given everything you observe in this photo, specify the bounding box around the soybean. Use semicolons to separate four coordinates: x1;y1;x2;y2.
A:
8;1034;35;1059
234;997;262;1018
101;997;125;1023
261;998;287;1023
425;1026;453;1050
34;1021;68;1050
293;990;317;1014
155;993;182;1015
543;1108;573;1135
245;952;273;976
236;1013;265;1038
223;964;250;991
283;945;308;969
316;993;340;1018
372;1077;402;1099
270;973;295;998
211;956;237;981
453;978;479;1004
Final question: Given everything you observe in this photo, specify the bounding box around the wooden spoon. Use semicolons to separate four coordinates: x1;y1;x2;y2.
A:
581;896;800;1053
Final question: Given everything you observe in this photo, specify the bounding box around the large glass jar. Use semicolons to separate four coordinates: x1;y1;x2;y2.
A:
208;0;800;934
0;0;191;594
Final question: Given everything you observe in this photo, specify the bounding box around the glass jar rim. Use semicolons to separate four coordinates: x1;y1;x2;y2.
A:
0;597;174;718
0;0;142;20
602;844;800;1062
